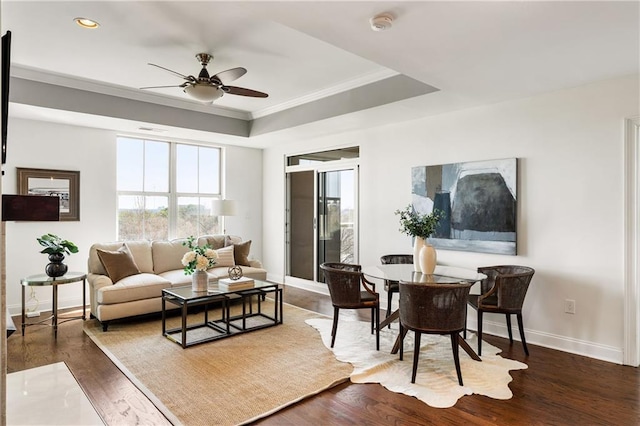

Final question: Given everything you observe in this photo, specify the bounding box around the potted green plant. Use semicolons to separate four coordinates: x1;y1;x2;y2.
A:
37;233;79;278
395;204;443;240
394;205;443;274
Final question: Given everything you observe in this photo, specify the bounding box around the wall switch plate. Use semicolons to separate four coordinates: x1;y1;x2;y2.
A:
564;299;576;314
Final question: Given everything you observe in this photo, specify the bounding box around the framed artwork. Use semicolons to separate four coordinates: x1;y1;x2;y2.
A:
17;167;80;221
411;158;517;255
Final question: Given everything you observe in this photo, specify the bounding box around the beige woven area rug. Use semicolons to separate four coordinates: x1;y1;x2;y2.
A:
84;302;352;426
307;318;528;408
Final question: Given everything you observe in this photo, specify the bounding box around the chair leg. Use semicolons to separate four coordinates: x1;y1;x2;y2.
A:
477;310;483;356
463;305;468;339
505;314;514;344
375;306;380;351
516;312;529;356
399;322;404;361
411;332;421;383
331;307;339;348
386;291;393;328
370;308;375;335
451;333;463;386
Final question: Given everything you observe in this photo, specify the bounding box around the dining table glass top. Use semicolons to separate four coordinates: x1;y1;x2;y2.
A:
362;264;486;284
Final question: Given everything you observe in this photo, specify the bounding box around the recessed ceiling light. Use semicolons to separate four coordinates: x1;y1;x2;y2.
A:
74;17;100;29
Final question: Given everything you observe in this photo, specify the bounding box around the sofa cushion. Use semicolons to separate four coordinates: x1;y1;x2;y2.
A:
159;269;193;287
97;273;171;305
197;235;227;250
152;239;190;274
232;240;252;267
215;245;235;267
96;244;141;283
224;235;242;246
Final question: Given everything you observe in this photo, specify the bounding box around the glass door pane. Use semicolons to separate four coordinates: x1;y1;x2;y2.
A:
317;169;355;280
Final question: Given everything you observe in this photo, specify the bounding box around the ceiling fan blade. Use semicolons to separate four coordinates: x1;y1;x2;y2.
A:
223;86;268;98
140;83;187;90
212;67;247;85
148;63;190;80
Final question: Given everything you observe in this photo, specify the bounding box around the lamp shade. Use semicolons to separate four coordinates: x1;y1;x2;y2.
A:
183;84;223;102
212;199;236;216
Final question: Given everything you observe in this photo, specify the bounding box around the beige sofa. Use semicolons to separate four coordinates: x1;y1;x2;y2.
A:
87;235;266;331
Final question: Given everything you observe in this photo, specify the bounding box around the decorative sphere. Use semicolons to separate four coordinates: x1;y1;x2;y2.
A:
228;266;243;280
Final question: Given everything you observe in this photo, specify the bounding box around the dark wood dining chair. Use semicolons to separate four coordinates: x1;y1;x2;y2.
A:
380;254;413;326
320;262;380;350
398;281;473;385
467;265;535;356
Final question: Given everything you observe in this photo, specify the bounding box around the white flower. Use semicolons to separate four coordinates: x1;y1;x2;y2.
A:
204;248;218;260
195;254;210;271
181;251;196;266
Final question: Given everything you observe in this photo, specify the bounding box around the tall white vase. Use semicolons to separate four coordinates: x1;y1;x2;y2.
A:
413;237;425;272
192;270;208;292
419;242;437;275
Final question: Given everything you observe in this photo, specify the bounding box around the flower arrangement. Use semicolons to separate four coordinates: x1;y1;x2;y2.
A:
181;236;218;274
37;233;79;256
394;204;443;239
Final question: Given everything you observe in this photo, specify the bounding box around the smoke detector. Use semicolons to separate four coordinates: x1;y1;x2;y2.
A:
370;13;393;32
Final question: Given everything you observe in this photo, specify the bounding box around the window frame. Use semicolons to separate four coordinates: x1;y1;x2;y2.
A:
116;136;224;240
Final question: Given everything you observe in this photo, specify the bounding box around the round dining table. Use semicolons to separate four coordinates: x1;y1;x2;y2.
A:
362;263;487;360
362;264;486;284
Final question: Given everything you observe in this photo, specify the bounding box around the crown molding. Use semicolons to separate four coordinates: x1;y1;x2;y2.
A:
11;65;251;121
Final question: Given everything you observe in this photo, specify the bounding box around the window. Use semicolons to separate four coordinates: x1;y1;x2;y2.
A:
117;137;222;240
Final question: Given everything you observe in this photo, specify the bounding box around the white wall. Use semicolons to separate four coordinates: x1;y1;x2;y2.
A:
4;118;263;316
263;75;640;363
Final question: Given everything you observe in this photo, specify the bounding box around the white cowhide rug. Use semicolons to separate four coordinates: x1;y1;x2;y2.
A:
306;318;528;408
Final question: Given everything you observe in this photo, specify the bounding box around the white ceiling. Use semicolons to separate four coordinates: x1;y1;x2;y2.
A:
2;1;639;147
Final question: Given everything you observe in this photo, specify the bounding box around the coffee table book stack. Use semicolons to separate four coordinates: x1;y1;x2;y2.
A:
219;277;255;291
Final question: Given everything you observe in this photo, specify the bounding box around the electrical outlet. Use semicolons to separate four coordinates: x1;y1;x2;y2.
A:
564;299;576;314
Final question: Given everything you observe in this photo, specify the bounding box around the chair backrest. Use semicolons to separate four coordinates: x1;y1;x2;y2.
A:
398;281;472;333
380;254;413;265
477;265;535;310
320;262;366;308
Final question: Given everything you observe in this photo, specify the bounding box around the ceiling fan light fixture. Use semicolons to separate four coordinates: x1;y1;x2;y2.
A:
74;17;100;29
183;84;223;102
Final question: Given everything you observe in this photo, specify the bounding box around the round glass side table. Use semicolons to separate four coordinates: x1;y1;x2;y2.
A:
21;272;87;338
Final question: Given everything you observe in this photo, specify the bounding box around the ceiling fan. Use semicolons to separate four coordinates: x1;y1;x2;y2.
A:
140;53;268;103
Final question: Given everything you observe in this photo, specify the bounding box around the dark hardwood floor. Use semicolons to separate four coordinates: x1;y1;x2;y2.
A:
8;285;639;425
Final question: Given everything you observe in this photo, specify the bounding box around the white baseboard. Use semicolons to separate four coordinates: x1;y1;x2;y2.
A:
7;295;84;317
466;318;623;365
282;276;329;296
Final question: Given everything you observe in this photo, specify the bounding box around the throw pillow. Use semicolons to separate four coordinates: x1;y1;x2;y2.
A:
215;245;235;268
233;240;252;267
96;244;141;283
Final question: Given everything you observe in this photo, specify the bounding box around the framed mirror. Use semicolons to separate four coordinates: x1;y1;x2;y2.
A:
17;167;80;221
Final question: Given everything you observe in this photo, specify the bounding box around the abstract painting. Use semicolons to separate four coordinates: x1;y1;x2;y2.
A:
411;158;517;255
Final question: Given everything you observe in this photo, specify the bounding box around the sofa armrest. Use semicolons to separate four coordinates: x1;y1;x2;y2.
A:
88;272;113;289
248;259;263;269
87;273;113;318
